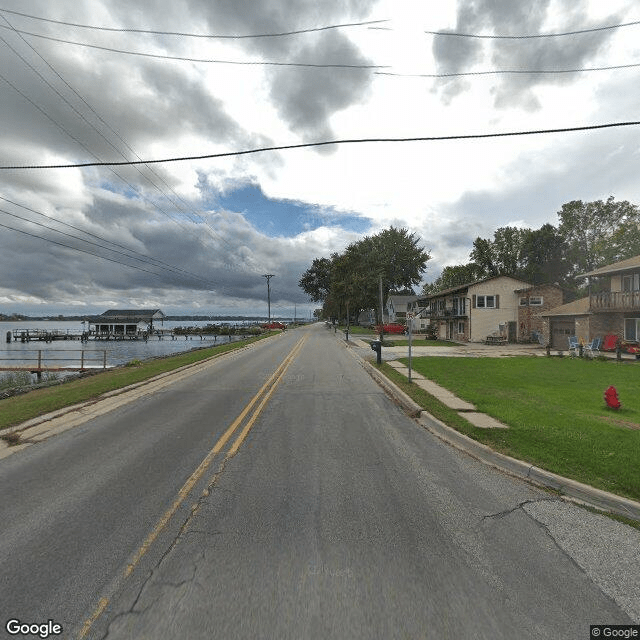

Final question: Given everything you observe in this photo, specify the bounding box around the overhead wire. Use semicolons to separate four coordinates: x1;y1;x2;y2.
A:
1;21;638;78
0;10;389;39
0;6;636;40
0;196;220;285
375;62;640;78
0;208;255;296
0;206;212;285
0;15;261;279
0;24;388;69
2;121;639;171
424;20;640;39
0;214;186;283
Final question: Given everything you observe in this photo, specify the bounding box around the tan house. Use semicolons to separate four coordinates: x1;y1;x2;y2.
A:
420;275;534;342
543;254;640;349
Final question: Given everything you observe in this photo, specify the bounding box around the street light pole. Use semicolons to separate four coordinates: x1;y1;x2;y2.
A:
263;274;275;323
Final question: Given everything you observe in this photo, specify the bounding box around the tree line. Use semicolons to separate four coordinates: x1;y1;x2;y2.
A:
299;198;640;321
422;197;640;296
299;227;430;322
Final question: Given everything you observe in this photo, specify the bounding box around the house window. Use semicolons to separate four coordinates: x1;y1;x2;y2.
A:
457;321;465;334
520;298;528;306
476;295;496;308
623;274;640;292
529;296;543;306
452;297;466;315
625;318;640;341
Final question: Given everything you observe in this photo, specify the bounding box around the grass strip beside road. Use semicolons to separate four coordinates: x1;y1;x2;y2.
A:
0;334;275;430
390;339;461;347
380;357;640;502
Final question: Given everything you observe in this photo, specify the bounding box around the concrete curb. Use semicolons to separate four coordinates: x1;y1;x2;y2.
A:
343;337;640;522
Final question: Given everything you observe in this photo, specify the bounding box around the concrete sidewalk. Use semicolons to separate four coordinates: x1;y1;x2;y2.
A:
342;335;640;522
385;360;509;429
349;335;640;362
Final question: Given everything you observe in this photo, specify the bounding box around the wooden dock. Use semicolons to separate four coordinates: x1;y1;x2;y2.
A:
0;349;108;374
10;329;85;342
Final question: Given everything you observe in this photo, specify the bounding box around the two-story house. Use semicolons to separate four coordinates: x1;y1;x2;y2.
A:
542;254;640;349
420;275;534;342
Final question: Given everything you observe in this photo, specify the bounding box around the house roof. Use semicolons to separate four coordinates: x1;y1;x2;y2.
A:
424;274;531;299
514;283;564;294
97;309;165;321
541;296;590;317
578;254;640;278
387;295;418;306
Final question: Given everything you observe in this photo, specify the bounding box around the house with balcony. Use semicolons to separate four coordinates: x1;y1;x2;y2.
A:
419;275;534;342
542;254;640;349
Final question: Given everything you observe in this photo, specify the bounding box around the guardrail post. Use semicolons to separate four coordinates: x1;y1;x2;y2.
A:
37;350;42;370
80;350;85;370
103;350;107;369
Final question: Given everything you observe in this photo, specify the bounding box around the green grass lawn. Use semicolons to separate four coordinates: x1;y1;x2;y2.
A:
336;325;376;335
392;339;461;347
0;334;274;431
391;356;640;501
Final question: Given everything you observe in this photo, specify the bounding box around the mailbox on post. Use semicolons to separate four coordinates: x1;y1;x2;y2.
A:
370;340;382;364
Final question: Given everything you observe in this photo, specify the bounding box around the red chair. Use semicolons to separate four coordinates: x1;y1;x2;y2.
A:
601;334;618;351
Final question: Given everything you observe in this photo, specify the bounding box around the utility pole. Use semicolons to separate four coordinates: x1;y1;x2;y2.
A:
263;274;275;323
379;275;385;340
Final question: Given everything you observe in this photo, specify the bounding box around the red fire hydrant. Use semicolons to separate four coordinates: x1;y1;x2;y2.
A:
604;386;621;410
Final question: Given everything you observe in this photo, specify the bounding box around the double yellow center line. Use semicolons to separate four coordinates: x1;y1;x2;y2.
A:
79;334;307;638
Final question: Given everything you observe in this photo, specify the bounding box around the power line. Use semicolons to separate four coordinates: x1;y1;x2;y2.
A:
3;120;639;170
0;15;258;275
0;216;186;282
0;196;220;285
375;61;640;78
0;24;387;69
3;21;638;78
425;20;640;39
0;212;253;297
0;9;389;39
0;28;260;280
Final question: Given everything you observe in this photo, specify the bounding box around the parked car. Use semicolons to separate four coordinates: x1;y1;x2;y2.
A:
261;321;287;330
375;323;406;334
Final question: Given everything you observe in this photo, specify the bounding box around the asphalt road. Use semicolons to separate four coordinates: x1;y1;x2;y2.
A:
0;324;638;640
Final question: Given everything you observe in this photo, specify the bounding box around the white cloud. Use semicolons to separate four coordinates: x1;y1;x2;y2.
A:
1;0;640;316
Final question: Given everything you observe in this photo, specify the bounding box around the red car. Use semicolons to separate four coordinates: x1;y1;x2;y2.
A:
375;323;406;334
261;321;287;330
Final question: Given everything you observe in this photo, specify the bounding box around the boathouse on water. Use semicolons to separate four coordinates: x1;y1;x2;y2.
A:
87;309;166;339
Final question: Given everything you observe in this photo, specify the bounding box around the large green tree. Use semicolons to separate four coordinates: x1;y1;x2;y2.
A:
421;263;481;296
557;197;640;277
299;226;430;322
297;257;332;303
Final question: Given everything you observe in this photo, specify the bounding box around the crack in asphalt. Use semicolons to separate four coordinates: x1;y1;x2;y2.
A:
101;457;231;639
481;497;561;521
481;496;629;616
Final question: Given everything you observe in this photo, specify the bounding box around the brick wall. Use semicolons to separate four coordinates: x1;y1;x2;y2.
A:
517;285;564;341
589;312;625;339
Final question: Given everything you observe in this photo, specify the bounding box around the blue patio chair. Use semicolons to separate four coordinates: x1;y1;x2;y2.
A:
584;337;602;358
568;336;579;356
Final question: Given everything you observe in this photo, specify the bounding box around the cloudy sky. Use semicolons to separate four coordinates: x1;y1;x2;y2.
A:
1;0;639;318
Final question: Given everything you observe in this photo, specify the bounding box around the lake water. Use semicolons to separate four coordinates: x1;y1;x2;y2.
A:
0;320;258;378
